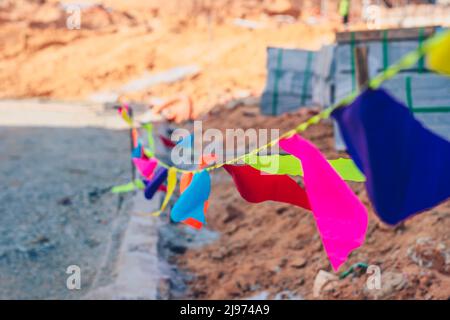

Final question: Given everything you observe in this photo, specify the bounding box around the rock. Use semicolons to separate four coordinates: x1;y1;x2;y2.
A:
279;257;288;268
275;290;304;300
290;257;307;269
364;271;407;299
384;272;407;290
375;221;395;232
30;235;50;245
313;270;339;298
276;206;289;215
233;18;266;30
424;293;433;300
157;278;171;300
211;247;227;260
57;196;72;206
243;110;258;117
296;277;305;286
407;237;449;274
264;0;300;17
246;291;269;300
272;265;282;274
223;204;244;224
169;244;187;255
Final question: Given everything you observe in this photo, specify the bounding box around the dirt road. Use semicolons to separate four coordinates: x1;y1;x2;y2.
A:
0;100;133;299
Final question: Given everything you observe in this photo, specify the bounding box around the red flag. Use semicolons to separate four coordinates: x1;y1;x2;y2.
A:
223;164;311;210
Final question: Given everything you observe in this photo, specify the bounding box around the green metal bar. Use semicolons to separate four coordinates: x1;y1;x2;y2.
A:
382;30;389;71
405;76;414;112
300;51;313;106
350;32;356;91
418;27;425;73
405;76;450;113
339;262;368;279
412;107;450;113
271;48;283;116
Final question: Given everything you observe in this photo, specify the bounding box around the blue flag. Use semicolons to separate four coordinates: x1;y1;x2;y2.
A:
143;167;168;200
131;140;143;158
332;88;450;225
171;170;210;224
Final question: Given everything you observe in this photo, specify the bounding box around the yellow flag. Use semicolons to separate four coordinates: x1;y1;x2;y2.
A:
152;167;177;216
428;31;450;76
121;108;133;126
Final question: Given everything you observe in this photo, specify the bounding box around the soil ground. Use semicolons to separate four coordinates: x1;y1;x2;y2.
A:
1;0;449;300
176;103;450;300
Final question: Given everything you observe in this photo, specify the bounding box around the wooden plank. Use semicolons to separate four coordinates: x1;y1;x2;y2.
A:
355;46;369;89
336;26;437;43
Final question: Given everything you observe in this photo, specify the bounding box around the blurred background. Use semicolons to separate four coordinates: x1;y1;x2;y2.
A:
0;0;449;300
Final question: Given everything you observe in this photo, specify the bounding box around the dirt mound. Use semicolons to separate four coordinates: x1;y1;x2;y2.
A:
0;0;138;30
175;103;450;300
0;0;335;116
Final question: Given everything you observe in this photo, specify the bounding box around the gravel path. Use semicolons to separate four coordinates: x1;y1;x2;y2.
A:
0;102;133;299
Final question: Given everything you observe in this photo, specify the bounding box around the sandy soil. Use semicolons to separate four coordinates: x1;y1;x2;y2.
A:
2;0;449;300
176;103;450;300
0;0;336;117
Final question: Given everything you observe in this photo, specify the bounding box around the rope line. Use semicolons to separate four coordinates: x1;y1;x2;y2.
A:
125;31;447;176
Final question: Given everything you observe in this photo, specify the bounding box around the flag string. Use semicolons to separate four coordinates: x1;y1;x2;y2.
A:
123;30;449;176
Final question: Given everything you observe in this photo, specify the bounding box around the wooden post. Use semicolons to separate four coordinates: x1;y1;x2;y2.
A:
321;0;327;18
354;46;369;90
128;107;136;182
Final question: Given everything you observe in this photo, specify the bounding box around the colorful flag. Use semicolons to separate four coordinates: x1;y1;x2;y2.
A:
132;157;158;179
152;167;177;216
111;179;145;193
144;167;168;200
142;123;155;157
280;134;368;271
171;170;211;224
159;135;177;148
223;164;311;210
427;31;450;76
119;105;133;126
332;88;450;225
243;154;365;182
179;155;216;229
131;140;143;158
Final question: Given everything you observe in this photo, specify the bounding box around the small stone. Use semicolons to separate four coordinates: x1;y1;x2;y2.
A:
364;271;407;299
313;270;339;298
408;237;448;274
169;245;187;255
223;205;244;224
57;197;72;206
279;257;288;268
276;207;289;215
290;257;307;269
211;248;226;260
296;277;305;286
274;290;303;300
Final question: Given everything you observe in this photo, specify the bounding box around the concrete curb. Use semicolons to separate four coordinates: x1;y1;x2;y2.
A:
84;192;165;300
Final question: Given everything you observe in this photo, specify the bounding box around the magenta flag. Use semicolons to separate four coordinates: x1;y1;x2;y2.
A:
280;134;368;271
133;157;158;179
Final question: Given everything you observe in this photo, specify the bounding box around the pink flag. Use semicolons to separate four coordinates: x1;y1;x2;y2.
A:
132;157;158;179
280;134;368;271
